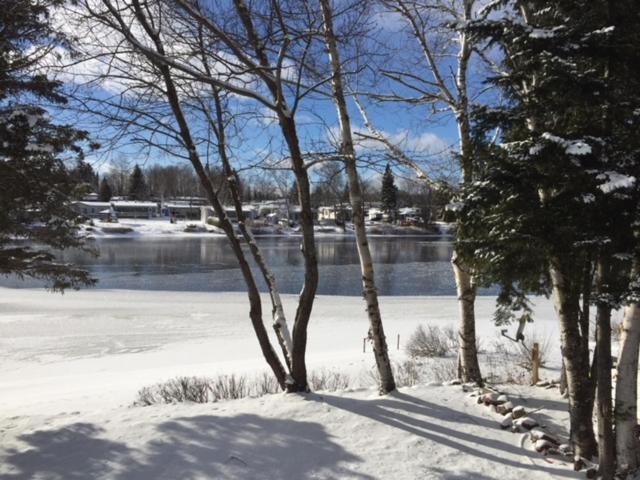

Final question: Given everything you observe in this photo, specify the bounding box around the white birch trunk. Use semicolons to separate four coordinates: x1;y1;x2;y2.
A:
615;302;640;475
320;0;395;393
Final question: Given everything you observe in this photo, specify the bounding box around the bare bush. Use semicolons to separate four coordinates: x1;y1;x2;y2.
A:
405;325;453;358
393;360;423;387
427;358;459;383
254;371;281;396
135;369;353;406
482;331;551;384
211;375;249;400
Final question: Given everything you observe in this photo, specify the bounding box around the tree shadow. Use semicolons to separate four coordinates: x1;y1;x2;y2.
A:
0;423;134;480
1;414;372;480
315;391;581;479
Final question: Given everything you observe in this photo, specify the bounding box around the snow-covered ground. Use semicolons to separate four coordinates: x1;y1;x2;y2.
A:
0;288;590;479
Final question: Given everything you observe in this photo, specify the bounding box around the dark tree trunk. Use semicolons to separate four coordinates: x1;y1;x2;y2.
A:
129;5;288;388
595;257;614;479
550;259;597;462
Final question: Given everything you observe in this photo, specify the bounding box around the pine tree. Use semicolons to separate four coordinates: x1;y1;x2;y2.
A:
462;0;640;468
70;159;98;196
381;164;397;219
128;164;147;200
0;0;95;291
99;177;113;202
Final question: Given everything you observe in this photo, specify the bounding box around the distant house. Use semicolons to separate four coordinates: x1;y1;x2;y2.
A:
71;201;111;218
82;192;99;202
200;205;258;224
367;207;384;222
163;203;201;220
397;207;423;224
110;201;158;219
317;205;352;223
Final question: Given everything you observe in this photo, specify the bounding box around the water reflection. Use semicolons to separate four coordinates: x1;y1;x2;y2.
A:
0;236;480;296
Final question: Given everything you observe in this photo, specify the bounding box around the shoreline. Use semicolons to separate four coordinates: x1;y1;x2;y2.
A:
82;218;452;240
0;287;563;416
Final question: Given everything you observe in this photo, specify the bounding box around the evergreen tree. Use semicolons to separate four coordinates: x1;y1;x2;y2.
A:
128;164;147;200
70;159;98;196
462;0;640;467
99;177;113;202
0;0;95;291
381;164;397;218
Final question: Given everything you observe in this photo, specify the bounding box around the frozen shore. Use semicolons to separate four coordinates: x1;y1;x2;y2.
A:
0;287;564;416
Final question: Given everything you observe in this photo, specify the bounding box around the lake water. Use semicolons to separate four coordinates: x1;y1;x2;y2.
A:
0;236;492;296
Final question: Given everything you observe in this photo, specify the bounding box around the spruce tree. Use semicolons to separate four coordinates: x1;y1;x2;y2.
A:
461;0;640;466
0;0;95;291
381;164;397;219
99;177;113;202
128;164;147;200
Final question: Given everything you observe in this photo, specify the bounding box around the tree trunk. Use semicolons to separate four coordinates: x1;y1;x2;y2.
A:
128;9;289;388
319;0;396;394
232;0;319;392
615;301;640;475
452;250;483;385
203;78;294;372
549;259;597;462
279;114;318;393
595;257;614;479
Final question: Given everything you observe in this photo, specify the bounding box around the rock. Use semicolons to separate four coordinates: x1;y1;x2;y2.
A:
530;428;560;445
482;393;499;406
536;380;550;387
558;444;573;457
496;401;514;415
500;413;513;429
496;394;509;404
534;439;555;453
445;379;462;386
512;406;526;419
513;417;539;430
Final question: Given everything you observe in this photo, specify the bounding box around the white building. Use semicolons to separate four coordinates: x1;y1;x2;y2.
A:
71;201;111;218
200;205;258;224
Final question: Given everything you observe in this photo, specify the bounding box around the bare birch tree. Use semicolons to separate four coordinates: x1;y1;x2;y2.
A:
73;0;328;391
318;0;396;393
374;0;483;384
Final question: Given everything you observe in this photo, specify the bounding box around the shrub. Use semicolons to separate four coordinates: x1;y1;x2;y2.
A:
309;369;351;391
405;325;453;358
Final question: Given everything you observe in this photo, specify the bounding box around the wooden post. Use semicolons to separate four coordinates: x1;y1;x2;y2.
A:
397;334;400;350
531;342;540;385
363;337;366;353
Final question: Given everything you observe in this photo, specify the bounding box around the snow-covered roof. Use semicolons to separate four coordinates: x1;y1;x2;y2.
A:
112;201;158;208
72;201;111;207
164;203;201;209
